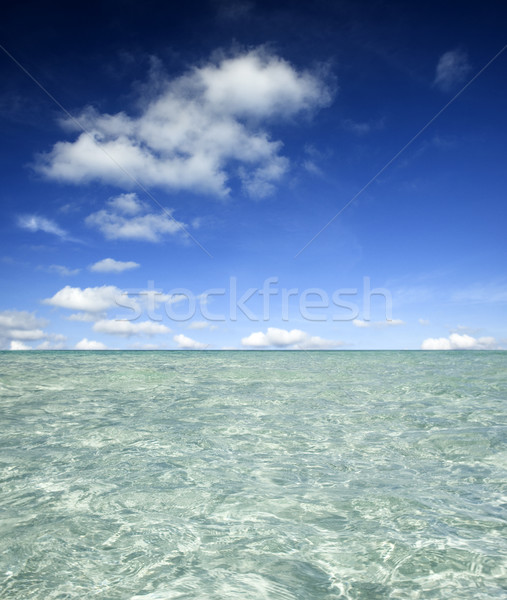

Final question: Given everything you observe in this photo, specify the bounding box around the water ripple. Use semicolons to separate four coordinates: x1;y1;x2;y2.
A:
0;350;506;599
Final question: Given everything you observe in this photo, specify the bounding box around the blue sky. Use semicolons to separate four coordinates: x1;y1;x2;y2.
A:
0;0;506;350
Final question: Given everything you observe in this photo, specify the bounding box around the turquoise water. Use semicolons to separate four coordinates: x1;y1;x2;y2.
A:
0;350;506;599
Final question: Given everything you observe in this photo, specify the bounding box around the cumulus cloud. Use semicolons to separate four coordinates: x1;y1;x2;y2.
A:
0;310;47;349
198;50;328;118
86;193;185;242
43;285;124;313
75;338;108;350
10;340;31;350
241;327;340;349
17;215;67;238
6;328;46;341
421;333;498;350
90;257;140;273
434;49;471;92
93;319;170;337
0;309;66;349
174;333;207;349
353;319;405;328
242;327;306;347
36;48;332;198
44;283;186;321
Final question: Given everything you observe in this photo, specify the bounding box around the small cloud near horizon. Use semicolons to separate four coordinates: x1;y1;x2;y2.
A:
241;327;341;349
421;333;498;350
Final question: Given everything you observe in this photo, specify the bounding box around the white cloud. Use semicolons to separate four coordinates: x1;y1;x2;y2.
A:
46;264;81;276
198;50;328;118
434;50;471;92
93;319;170;337
36;336;67;350
9;328;46;340
75;338;108;350
45;283;189;322
418;318;430;326
66;312;101;322
241;327;340;349
90;257;140;273
0;310;66;349
242;327;306;347
353;319;405;328
173;333;207;349
352;319;370;328
36;48;332;199
10;340;31;350
17;215;67;238
421;333;498;350
86;193;185;242
43;285;124;313
0;310;48;349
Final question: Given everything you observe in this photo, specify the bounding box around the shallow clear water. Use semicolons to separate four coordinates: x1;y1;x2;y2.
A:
0;350;506;599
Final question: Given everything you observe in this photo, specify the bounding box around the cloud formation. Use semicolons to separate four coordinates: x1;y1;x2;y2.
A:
17;215;67;238
90;257;140;273
43;285;124;313
241;327;340;349
93;319;170;337
0;311;47;348
421;333;498;350
75;338;108;350
43;283;187;323
36;48;332;198
0;309;65;350
86;193;185;242
36;338;67;350
174;333;207;349
434;50;471;92
10;340;31;350
46;264;81;276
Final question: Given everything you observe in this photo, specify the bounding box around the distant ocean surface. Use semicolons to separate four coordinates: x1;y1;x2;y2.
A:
1;350;506;599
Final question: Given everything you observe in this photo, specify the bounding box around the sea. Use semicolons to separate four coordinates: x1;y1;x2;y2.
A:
0;350;506;599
